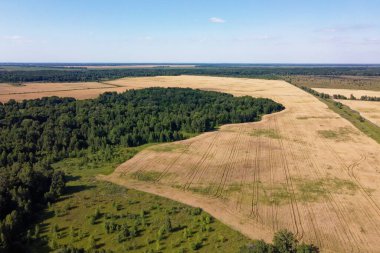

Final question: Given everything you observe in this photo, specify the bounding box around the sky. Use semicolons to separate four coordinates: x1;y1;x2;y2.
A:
0;0;380;63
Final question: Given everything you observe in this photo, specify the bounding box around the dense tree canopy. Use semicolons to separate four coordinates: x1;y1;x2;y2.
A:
0;87;284;251
1;66;380;83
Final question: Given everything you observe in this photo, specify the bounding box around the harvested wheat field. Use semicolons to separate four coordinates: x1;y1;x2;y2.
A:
98;76;380;253
313;88;380;98
336;100;380;127
312;88;380;127
0;81;128;102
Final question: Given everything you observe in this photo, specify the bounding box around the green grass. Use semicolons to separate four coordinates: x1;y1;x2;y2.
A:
317;127;356;141
130;171;163;182
148;143;185;153
185;177;357;206
250;129;281;139
28;145;253;252
259;177;358;205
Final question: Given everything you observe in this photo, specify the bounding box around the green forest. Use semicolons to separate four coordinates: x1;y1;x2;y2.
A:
1;66;380;83
0;87;284;252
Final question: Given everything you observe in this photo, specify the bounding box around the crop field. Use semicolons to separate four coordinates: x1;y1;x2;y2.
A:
287;75;380;91
0;81;129;102
333;100;380;127
312;88;380;127
313;88;380;98
93;76;380;253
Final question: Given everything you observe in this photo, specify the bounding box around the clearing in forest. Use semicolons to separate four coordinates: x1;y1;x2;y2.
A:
98;76;380;253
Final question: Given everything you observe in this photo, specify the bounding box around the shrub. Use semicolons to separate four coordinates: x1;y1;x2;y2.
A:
296;243;319;253
273;229;298;253
239;240;271;253
191;241;202;250
191;208;202;216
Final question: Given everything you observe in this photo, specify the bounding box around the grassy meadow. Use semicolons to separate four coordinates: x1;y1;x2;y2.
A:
28;145;253;252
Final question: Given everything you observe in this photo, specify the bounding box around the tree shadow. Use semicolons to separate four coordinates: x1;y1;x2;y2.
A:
64;184;96;195
65;175;81;182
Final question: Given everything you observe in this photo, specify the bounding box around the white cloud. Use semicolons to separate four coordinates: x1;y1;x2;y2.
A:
209;17;225;23
1;35;34;44
3;35;23;41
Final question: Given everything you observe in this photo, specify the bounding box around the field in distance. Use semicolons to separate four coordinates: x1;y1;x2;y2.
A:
64;64;196;69
93;76;380;253
288;75;380;91
313;88;380;127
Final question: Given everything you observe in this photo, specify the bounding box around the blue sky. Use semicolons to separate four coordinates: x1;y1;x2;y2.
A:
1;0;379;63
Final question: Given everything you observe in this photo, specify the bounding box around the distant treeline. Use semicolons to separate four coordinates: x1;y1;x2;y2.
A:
2;66;380;83
299;86;331;99
332;94;380;101
0;88;284;251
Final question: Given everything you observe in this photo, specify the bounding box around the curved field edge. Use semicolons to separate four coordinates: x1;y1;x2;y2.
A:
97;76;380;253
28;144;254;253
98;110;286;242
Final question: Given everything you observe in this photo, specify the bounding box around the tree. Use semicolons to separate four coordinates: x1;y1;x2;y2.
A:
273;229;298;253
296;243;319;253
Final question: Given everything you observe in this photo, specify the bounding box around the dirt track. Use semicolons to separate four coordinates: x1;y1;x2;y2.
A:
98;76;380;253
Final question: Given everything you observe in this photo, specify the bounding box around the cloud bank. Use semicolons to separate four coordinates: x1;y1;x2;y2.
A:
209;17;225;23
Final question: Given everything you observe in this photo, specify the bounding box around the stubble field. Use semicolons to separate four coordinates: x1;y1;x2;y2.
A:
99;76;380;253
313;88;380;98
313;88;380;127
0;81;128;102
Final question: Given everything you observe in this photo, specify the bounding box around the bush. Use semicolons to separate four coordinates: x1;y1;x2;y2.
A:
239;240;271;253
191;241;202;250
239;230;318;253
191;208;202;216
273;229;298;253
296;243;319;253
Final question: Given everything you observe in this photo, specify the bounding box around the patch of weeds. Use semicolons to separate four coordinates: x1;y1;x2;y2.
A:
260;183;292;206
317;127;356;141
149;143;184;152
297;116;338;120
225;183;242;193
259;177;358;205
250;129;281;139
130;171;162;182
189;185;214;196
295;177;358;202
